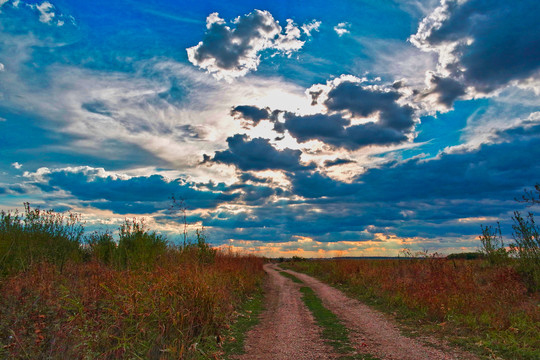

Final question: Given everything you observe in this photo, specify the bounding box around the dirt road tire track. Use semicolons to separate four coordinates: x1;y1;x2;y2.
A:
283;267;478;360
234;263;336;359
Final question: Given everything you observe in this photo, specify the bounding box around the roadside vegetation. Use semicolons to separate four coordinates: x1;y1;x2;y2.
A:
0;203;264;359
284;185;540;360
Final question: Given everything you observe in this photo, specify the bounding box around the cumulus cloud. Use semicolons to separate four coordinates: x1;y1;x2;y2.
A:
229;76;417;150
334;22;350;36
207;134;309;171
284;77;416;149
11;162;22;169
187;10;307;80
411;0;540;107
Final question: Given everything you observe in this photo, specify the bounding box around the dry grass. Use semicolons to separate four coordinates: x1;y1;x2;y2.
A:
286;258;540;359
0;252;264;359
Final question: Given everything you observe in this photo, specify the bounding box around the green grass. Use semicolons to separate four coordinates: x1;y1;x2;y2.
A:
279;270;303;283
279;271;378;360
220;289;265;358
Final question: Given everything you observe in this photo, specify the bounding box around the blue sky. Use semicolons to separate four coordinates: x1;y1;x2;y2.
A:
1;0;539;257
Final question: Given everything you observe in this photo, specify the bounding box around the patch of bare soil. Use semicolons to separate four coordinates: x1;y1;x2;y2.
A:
283;267;479;360
234;263;336;360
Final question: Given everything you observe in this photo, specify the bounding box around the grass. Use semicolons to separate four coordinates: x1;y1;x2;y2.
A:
284;259;540;360
279;270;379;360
0;204;265;359
220;289;265;358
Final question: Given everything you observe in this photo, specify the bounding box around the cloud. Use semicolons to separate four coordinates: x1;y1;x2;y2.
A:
24;166;238;214
334;22;350;36
323;158;356;167
11;162;22;169
230;105;271;125
419;71;466;109
411;0;540;106
0;63;4;71
187;10;306;80
281;77;416;149
27;1;64;26
207;134;308;171
301;20;321;36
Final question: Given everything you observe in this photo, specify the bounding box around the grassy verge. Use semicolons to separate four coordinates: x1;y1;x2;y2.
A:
279;270;378;360
283;260;540;360
220;289;265;358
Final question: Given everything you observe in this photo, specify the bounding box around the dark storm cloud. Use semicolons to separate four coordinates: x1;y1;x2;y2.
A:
412;0;540;103
208;134;309;171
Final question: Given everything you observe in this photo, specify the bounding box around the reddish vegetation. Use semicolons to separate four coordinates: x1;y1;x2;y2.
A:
0;253;264;359
287;258;540;359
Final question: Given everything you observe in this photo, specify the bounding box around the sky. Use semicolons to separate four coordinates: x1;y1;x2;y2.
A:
1;0;539;257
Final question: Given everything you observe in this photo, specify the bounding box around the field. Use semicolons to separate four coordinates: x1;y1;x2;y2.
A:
284;257;540;359
0;205;264;359
2;204;539;359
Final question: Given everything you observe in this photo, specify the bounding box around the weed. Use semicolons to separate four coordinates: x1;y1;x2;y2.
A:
285;259;539;360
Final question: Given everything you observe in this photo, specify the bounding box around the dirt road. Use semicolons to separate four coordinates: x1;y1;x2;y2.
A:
284;267;477;360
237;263;477;360
234;263;336;359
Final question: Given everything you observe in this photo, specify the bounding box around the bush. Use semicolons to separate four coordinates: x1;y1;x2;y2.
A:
116;218;168;270
0;203;84;275
479;222;509;265
511;211;540;292
446;252;485;260
86;231;117;266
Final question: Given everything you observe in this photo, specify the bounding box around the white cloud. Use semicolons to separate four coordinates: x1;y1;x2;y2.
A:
11;162;22;169
333;22;350;36
0;44;313;183
0;0;9;8
0;63;4;72
301;20;321;36
33;1;55;24
187;10;307;80
27;1;66;26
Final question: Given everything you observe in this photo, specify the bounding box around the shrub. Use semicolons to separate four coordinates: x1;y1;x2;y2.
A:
0;203;84;275
86;231;117;266
116;218;168;270
479;222;509;265
511;211;540;292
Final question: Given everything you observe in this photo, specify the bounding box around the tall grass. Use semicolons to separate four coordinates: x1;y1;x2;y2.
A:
0;204;265;359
